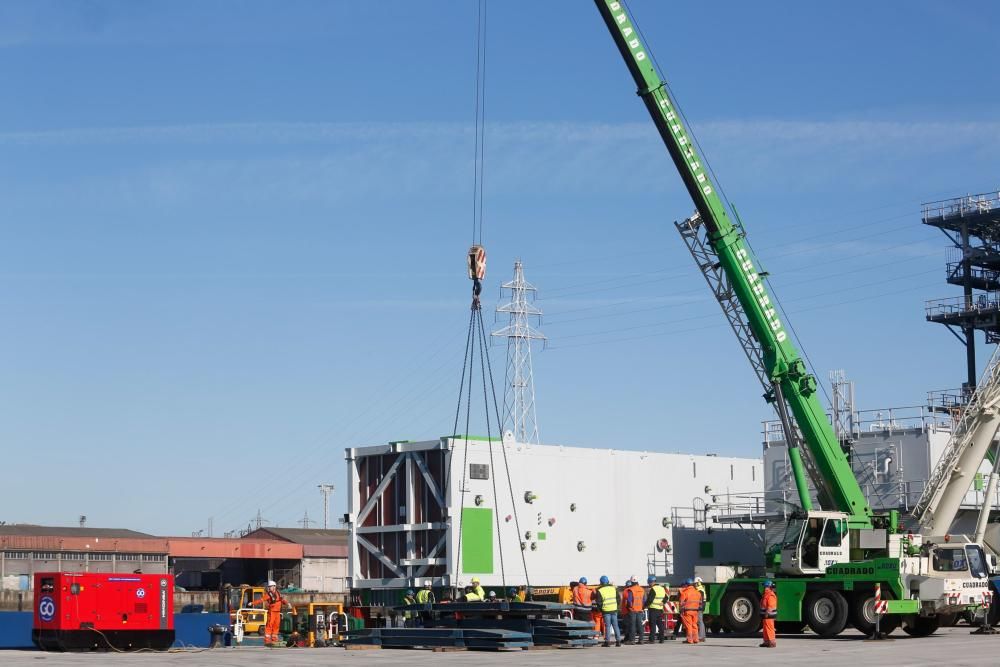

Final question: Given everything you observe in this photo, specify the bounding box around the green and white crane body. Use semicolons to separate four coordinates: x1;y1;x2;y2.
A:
594;0;987;637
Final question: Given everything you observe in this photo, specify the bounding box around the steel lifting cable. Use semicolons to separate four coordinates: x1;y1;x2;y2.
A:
451;309;478;591
450;0;490;593
475;307;506;595
470;0;488;246
477;307;532;590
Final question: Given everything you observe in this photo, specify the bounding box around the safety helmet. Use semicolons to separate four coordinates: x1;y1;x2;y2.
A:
629;574;637;584
406;589;414;596
423;582;432;588
684;578;694;586
508;587;517;595
266;580;277;588
471;577;480;584
647;575;656;584
694;576;703;584
488;590;497;598
579;576;588;585
764;579;775;588
599;575;610;585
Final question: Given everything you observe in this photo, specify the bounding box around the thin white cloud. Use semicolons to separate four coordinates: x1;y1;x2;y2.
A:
0;120;996;206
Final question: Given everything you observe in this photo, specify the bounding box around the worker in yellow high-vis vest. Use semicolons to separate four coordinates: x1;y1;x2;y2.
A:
644;576;668;643
595;576;622;647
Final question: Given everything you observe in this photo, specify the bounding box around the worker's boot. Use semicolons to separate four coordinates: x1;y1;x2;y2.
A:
758;642;769;648
615;640;622;647
602;641;610;648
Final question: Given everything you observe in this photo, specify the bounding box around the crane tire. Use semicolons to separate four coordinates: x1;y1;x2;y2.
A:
901;615;940;637
804;590;849;638
849;588;899;636
720;589;761;636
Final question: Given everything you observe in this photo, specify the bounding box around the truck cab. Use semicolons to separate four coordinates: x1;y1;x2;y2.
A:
780;511;851;576
906;538;992;615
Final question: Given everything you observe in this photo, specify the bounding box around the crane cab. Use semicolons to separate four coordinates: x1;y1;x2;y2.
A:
779;511;851;576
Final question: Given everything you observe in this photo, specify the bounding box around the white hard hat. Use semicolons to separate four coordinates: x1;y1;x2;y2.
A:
694;576;703;583
266;580;277;587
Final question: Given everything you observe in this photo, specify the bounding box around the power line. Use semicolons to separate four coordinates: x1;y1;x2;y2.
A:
547;281;941;351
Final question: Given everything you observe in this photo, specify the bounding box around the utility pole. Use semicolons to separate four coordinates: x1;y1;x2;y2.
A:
253;509;268;530
298;511;314;529
491;260;546;445
318;484;335;530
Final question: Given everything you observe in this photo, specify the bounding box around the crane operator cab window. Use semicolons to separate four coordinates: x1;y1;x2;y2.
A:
801;518;822;569
935;545;989;578
933;547;967;573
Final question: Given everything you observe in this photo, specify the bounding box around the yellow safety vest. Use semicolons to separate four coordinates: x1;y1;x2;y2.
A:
648;584;666;610
465;592;482;602
597;585;618;613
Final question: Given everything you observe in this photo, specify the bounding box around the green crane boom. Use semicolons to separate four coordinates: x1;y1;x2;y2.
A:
594;0;872;529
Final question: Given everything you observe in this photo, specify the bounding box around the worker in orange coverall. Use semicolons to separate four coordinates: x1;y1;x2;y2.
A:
573;577;603;638
760;579;778;648
678;578;701;644
258;580;295;646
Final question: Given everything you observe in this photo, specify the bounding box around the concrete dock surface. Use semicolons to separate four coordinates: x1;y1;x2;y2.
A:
6;627;999;667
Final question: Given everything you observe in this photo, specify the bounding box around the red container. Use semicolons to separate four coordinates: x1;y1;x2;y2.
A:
32;572;175;651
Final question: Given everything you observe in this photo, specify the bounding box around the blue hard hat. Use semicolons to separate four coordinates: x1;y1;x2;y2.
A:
647;575;656;584
600;575;610;585
763;579;774;588
406;589;414;596
508;587;517;595
579;576;588;584
684;578;694;586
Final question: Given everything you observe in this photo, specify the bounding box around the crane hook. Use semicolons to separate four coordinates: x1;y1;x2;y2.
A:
467;245;486;309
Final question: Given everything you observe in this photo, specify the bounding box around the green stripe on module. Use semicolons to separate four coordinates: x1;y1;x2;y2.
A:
461;508;494;574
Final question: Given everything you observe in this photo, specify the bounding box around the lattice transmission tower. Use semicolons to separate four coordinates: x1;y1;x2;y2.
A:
492;260;546;445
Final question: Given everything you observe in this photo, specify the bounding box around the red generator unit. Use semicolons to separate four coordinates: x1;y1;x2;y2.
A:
32;572;175;651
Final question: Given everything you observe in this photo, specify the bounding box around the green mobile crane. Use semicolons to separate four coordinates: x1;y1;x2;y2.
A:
594;0;988;637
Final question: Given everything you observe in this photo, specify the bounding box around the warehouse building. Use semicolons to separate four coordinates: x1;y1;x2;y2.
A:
242;527;348;593
0;525;344;594
0;525;169;591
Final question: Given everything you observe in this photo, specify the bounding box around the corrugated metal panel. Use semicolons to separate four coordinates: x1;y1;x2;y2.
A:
302;544;347;558
0;526;155;539
167;537;302;559
0;536;169;553
243;527;348;546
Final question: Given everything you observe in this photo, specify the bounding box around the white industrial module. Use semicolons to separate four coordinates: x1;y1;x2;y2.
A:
346;436;763;595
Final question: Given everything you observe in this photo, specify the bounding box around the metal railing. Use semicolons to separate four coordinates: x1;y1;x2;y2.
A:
763;404;951;444
926;292;1000;318
923;192;1000;222
946;263;1000;285
927;388;969;412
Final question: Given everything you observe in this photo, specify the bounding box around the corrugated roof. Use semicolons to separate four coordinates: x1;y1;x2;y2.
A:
0;525;155;539
243;527;348;546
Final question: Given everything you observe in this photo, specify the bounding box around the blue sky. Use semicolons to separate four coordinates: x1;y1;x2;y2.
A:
1;1;998;536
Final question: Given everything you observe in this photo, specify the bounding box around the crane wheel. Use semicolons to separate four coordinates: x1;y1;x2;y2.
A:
720;589;761;636
849;589;897;636
804;590;848;638
901;615;940;637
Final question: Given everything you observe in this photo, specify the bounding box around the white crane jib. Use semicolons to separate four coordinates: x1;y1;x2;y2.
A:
912;344;1000;537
